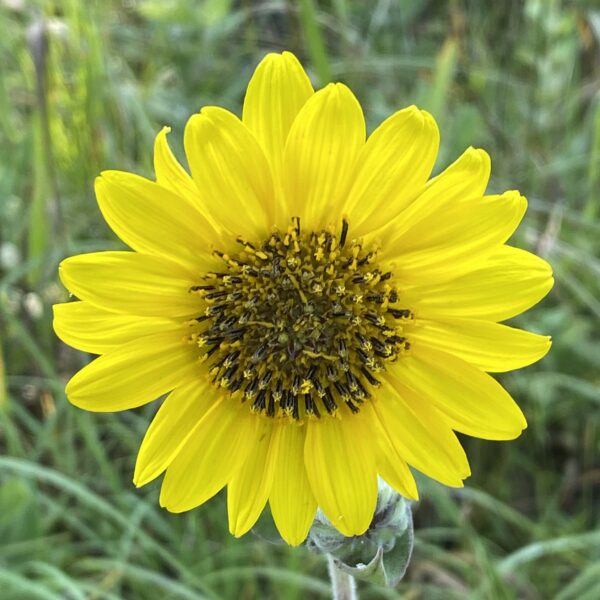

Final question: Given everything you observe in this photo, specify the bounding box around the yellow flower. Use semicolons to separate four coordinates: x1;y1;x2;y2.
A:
53;51;553;546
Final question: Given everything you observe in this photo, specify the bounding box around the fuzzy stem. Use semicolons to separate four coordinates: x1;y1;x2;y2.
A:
327;554;358;600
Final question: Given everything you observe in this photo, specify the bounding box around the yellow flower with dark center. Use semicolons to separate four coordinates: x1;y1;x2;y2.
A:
53;51;553;546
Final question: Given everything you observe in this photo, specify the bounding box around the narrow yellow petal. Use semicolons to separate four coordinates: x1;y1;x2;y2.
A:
304;414;377;537
184;107;275;239
95;171;220;269
134;379;216;487
283;83;365;230
59;251;201;318
394;344;527;440
369;402;419;500
65;326;198;412
154;126;226;235
228;419;275;538
394;190;526;251
369;384;470;487
243;52;313;186
346;106;440;237
153;126;199;200
160;401;258;513
384;191;527;284
53;302;176;355
409;318;551;372
376;146;490;252
377;452;419;501
411;245;554;321
427;145;491;196
269;423;317;546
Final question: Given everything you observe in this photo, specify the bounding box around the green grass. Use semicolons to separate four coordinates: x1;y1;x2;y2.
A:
1;0;599;598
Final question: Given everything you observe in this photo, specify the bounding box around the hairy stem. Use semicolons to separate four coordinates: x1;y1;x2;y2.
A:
327;554;358;600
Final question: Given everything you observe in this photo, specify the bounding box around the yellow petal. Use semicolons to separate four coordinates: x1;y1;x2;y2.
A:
283;83;365;230
153;126;199;201
304;413;377;537
409;318;551;372
53;301;176;354
427;145;490;196
243;52;313;189
269;423;316;546
377;146;490;252
376;450;419;501
59;251;201;318
184;107;275;239
370;403;419;500
411;245;554;321
394;344;527;440
95;171;219;269
385;191;527;284
228;419;275;538
345;106;440;237
160;401;258;512
394;190;525;251
134;379;216;487
65;326;198;412
370;384;470;487
154;126;226;235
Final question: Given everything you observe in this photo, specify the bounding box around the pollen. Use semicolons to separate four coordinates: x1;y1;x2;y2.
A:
190;218;412;421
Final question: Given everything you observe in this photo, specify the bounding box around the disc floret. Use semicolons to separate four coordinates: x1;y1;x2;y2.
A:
190;218;411;421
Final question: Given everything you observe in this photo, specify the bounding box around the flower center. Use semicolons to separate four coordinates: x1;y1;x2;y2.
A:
189;218;411;420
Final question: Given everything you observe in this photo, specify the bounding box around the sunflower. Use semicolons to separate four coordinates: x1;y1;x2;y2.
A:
53;51;553;546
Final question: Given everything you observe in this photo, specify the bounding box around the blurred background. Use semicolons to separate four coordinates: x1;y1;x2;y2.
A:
1;0;599;598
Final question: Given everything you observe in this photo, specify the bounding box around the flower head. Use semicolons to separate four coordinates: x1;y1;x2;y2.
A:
54;51;553;545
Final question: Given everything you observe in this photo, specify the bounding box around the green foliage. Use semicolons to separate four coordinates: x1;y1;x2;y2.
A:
1;0;599;597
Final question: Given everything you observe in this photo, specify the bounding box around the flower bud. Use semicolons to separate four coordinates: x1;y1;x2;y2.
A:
307;479;414;587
